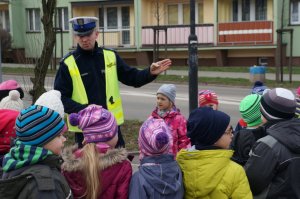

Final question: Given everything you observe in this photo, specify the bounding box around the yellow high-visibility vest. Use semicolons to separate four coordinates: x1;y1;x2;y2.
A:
64;49;124;132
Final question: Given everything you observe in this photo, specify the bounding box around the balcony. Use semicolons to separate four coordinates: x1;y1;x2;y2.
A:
71;26;136;48
141;24;214;47
218;21;273;45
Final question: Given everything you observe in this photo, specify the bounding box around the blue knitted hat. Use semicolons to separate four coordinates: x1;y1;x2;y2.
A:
187;107;230;146
16;105;66;146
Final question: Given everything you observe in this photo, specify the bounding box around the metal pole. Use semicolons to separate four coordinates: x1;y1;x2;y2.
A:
188;0;198;113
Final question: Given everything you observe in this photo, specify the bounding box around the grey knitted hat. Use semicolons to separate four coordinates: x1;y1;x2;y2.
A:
157;84;176;103
260;88;296;121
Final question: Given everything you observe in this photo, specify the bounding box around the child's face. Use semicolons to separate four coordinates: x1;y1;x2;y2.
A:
213;124;233;149
44;133;66;155
156;93;173;110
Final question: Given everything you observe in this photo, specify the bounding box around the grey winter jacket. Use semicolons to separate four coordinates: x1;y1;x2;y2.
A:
129;154;184;199
245;118;300;198
1;155;72;199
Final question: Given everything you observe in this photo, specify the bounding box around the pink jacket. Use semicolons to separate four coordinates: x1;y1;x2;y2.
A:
62;145;132;199
151;106;190;157
0;109;19;155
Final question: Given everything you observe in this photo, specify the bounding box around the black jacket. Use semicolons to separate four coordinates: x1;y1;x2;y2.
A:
231;125;267;165
245;118;300;198
1;155;72;199
54;43;156;114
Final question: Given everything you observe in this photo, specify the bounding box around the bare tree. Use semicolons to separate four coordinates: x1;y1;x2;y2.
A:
30;0;56;102
152;0;166;62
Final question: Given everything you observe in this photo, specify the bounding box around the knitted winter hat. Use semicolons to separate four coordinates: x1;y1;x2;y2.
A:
0;90;24;111
198;90;219;107
157;84;176;103
239;94;262;127
260;88;296;121
0;80;24;100
251;81;268;95
187;107;230;147
16;105;66;146
138;118;172;159
35;90;64;118
0;109;19;154
69;105;117;143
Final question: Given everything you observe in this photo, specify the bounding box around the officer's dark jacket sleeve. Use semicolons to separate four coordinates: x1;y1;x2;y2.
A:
54;58;88;114
115;53;156;87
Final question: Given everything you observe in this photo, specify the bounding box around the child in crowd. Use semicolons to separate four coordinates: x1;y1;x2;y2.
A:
34;89;65;119
235;81;269;131
149;84;190;157
0;79;24;101
245;88;300;198
0;105;71;198
198;89;219;110
251;81;269;95
231;94;266;165
62;105;132;199
0;90;24;166
177;107;252;199
129;118;184;199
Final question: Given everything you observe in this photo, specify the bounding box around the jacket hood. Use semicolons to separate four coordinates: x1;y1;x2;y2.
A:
267;118;300;153
139;154;183;195
62;145;128;171
177;149;233;197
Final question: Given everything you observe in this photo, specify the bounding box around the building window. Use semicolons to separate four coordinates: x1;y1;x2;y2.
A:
168;3;202;25
233;0;267;22
99;6;129;30
167;5;178;25
56;7;69;31
0;10;10;31
242;0;250;21
291;0;300;24
232;0;238;21
27;8;41;31
198;3;204;24
255;0;266;20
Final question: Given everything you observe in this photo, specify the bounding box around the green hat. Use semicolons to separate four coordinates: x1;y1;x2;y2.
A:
239;94;262;127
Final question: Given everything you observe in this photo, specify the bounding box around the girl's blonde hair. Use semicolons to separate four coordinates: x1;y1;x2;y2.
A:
82;143;101;199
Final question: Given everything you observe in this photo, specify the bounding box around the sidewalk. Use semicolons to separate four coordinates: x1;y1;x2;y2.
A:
165;70;300;81
2;63;300;81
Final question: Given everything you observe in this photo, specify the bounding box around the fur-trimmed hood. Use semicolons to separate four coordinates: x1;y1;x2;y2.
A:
62;145;129;172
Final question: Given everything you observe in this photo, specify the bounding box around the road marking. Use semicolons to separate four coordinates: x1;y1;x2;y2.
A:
121;91;240;105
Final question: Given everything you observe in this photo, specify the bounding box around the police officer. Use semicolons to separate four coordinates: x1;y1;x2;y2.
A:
54;16;172;148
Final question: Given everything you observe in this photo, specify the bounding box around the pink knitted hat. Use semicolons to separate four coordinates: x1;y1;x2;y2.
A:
138;118;172;159
69;105;117;143
296;86;300;96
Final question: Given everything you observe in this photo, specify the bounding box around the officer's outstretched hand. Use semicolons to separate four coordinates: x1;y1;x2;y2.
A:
150;59;172;75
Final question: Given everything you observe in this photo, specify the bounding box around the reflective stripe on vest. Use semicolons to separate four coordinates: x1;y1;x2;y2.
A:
104;49;124;125
64;50;124;132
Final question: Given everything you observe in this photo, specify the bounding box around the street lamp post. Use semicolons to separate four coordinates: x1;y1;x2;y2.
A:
188;0;198;113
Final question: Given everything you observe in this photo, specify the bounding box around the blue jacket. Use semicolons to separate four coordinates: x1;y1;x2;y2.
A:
54;43;156;114
129;154;184;199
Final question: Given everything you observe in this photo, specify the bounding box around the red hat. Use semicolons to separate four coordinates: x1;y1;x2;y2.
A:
198;90;219;107
0;109;19;154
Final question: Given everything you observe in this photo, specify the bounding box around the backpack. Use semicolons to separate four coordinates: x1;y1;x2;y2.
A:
0;164;56;199
258;135;300;199
0;173;34;198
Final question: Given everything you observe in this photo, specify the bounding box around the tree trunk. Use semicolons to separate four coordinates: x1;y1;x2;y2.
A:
30;0;56;103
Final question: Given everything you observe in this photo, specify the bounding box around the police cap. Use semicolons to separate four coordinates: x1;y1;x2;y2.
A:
69;16;98;36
